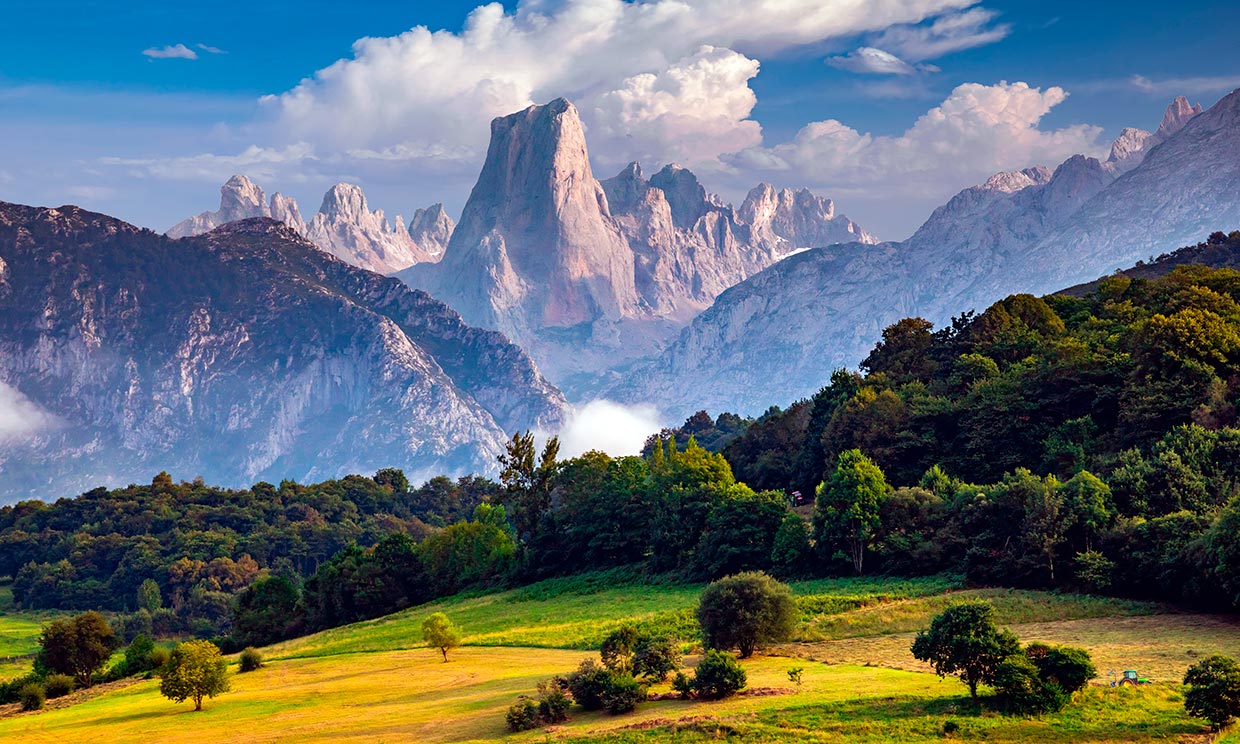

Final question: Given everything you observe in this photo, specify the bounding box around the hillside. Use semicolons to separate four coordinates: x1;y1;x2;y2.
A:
0;203;565;503
1061;230;1240;296
0;573;1228;743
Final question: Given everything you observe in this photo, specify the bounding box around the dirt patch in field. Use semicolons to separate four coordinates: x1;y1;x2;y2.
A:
774;613;1240;684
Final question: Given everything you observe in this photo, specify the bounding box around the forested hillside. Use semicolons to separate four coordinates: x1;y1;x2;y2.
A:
6;252;1240;650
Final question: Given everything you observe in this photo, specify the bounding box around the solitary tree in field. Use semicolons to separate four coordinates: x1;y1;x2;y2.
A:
159;640;230;711
911;601;1020;698
1184;655;1240;730
422;612;461;662
697;571;796;658
37;611;119;688
815;449;889;574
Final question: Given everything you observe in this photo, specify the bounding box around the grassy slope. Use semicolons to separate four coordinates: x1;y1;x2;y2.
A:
0;572;1226;743
0;583;64;681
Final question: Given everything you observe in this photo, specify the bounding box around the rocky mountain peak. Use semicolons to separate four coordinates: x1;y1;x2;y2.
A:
1157;95;1204;138
408;204;455;259
981;166;1053;194
600;162;649;215
649;164;709;229
218;175;269;221
318;183;369;222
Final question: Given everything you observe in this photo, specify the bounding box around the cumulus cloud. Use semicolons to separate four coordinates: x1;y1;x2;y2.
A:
0;382;55;442
725;81;1105;234
142;44;198;60
259;0;977;172
826;47;935;75
556;399;663;459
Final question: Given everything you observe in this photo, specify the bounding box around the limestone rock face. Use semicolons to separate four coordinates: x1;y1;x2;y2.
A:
397;100;875;390
1105;96;1204;174
0;203;566;503
615;92;1238;419
170;179;449;274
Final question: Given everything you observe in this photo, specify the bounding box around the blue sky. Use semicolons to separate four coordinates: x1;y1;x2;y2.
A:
2;0;1239;239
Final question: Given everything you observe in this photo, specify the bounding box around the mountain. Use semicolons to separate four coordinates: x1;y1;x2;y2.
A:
1061;229;1240;296
169;176;453;274
398;98;873;391
614;92;1235;418
0;201;565;503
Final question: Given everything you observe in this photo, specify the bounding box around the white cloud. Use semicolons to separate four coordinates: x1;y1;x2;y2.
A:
101;144;316;182
65;185;117;201
1128;74;1240;96
143;44;198;60
0;382;55;442
827;47;922;75
871;7;1010;61
726;81;1105;230
197;44;227;55
557;399;662;459
259;0;978;172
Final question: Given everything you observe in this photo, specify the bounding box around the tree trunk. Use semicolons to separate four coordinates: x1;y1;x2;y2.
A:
194;695;203;711
968;679;978;698
441;647;448;662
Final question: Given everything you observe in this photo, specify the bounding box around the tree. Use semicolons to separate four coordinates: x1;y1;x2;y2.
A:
696;571;797;658
815;449;889;574
372;467;409;493
159;640;230;711
910;601;1021;698
37;611;118;687
421;612;461;661
498;431;560;541
1184;655;1240;730
137;578;162;612
689;649;748;700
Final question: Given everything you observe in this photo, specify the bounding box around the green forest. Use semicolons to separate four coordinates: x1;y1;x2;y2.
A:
6;240;1240;652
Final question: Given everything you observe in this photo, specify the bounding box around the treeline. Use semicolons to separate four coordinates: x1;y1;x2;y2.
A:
0;470;499;636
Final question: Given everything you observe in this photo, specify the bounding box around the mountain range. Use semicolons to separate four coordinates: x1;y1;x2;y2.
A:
397;98;874;392
169;176;454;274
0;203;564;502
612;93;1240;418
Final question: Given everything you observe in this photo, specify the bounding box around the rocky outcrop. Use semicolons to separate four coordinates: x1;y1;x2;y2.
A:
0;202;566;502
397;99;874;391
305;184;443;274
1105;95;1203;174
615;92;1236;419
169;178;450;274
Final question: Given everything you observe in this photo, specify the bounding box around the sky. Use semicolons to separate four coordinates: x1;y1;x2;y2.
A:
2;0;1240;240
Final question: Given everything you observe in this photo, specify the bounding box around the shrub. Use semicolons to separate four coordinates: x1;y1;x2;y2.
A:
942;719;961;736
0;673;41;705
691;649;747;700
506;696;541;732
43;674;75;699
1184;655;1240;730
121;634;157;677
148;646;171;672
600;673;646;714
565;659;612;711
600;625;639;673
993;654;1067;715
239;647;264;673
671;671;694;699
697;571;797;658
1026;643;1095;694
911;601;1020;698
787;666;804;687
19;682;45;711
537;679;571;723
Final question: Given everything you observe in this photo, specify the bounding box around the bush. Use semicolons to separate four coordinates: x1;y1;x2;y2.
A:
1025;643;1095;694
537;679;571;723
671;671;693;699
121;634;157;677
993;654;1067;715
600;673;646;714
43;674;75;699
19;682;45;711
1184;655;1240;730
148;646;171;672
0;673;41;705
239;647;264;673
697;571;797;658
506;696;541;732
691;649;747;700
565;659;612;711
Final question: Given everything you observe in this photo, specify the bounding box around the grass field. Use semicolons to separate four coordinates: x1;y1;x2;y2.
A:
0;572;1231;743
0;582;64;681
